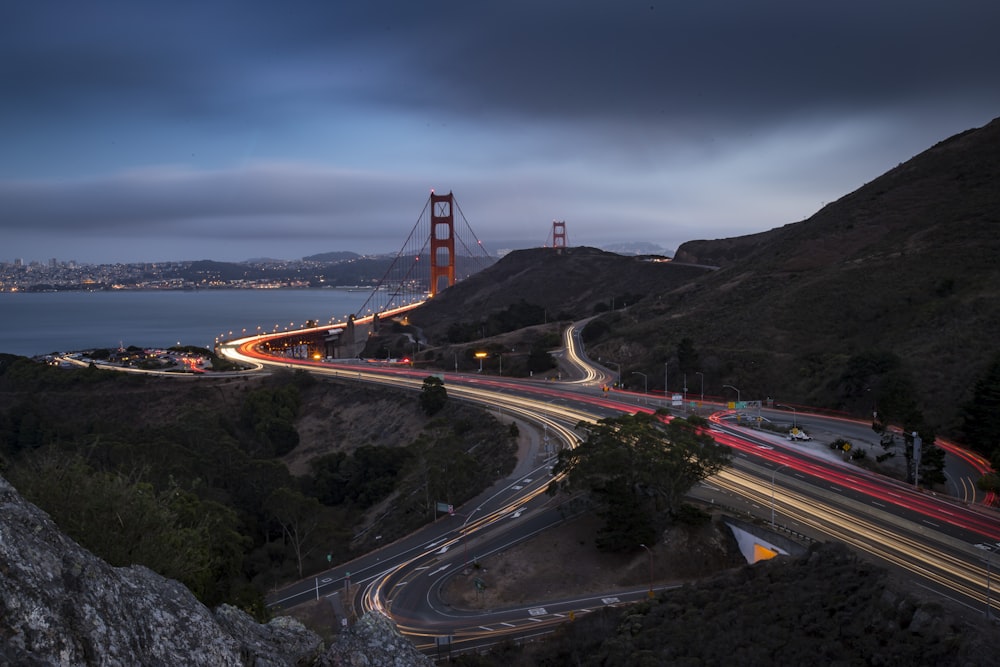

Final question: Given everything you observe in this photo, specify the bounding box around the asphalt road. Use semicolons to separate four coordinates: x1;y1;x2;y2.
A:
219;320;1000;652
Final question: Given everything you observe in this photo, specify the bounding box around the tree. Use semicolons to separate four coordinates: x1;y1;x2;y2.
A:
419;375;447;415
550;412;730;551
241;383;302;457
871;371;946;488
266;487;325;578
527;344;557;374
8;453;246;606
959;354;1000;462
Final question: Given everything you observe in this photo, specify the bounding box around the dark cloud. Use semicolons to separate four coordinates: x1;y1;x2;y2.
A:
2;1;998;263
8;2;997;130
0;165;420;231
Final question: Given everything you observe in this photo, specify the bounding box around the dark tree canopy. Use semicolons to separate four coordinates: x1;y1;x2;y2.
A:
419;375;447;415
551;411;731;551
960;354;1000;462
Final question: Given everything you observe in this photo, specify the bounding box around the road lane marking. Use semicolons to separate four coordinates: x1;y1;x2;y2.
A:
528;607;547;616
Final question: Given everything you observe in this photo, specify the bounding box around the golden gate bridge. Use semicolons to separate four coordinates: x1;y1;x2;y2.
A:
223;191;495;360
353;190;494;318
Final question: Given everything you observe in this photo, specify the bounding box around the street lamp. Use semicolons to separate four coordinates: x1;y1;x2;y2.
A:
778;404;797;429
723;384;741;403
639;543;654;598
663;362;669;397
696;371;704;403
771;464;788;528
631;371;647;394
474;351;488;372
975;542;1000;619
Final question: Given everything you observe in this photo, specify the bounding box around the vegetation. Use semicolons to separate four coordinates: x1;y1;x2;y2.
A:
550;412;731;551
419;375;447;415
867;363;947;487
960;353;1000;471
0;359;516;617
452;542;999;666
444;299;555;343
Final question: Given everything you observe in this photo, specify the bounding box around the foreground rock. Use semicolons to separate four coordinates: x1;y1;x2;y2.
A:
0;474;429;666
324;612;433;667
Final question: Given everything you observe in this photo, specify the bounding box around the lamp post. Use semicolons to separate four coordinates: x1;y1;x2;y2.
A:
663;362;669;397
631;371;647;394
771;464;787;528
778;404;797;429
639;543;654;598
475;351;488;372
975;542;1000;619
696;371;704;403
723;384;741;403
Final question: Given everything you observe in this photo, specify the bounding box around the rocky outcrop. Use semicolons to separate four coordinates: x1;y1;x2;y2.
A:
0;475;428;666
0;473;319;665
321;612;433;667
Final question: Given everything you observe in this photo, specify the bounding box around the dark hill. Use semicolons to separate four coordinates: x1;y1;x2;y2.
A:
409;246;712;341
634;116;1000;429
301;250;360;262
409;116;1000;436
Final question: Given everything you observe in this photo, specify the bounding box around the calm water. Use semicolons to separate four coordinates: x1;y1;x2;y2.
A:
0;289;372;357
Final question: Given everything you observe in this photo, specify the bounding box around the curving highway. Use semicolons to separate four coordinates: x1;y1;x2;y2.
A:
218;319;1000;654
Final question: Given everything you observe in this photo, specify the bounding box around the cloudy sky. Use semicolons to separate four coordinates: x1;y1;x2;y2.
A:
2;1;998;264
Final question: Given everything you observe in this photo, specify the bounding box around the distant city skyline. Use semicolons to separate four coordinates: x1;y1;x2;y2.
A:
3;2;999;264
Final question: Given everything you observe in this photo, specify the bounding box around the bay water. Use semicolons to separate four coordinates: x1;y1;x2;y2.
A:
0;289;372;357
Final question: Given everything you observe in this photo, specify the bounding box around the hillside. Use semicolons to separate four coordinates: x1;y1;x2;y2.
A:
409;246;711;341
631;117;1000;429
466;541;1000;666
409;117;1000;440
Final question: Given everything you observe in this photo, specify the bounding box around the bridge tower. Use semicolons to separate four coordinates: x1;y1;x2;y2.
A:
552;220;567;252
429;191;456;297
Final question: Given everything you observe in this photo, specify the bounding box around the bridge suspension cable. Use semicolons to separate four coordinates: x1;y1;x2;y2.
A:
354;191;494;318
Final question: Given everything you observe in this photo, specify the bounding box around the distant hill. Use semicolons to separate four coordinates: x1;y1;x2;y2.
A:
410;116;1000;437
600;241;673;256
301;251;361;263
